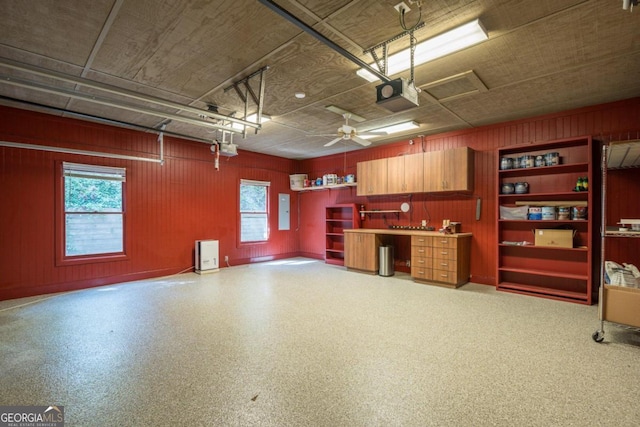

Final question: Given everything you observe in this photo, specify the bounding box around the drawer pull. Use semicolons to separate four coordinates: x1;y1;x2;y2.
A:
418;238;425;242
418;260;425;264
440;251;448;255
440;263;448;267
418;249;424;253
440;273;449;278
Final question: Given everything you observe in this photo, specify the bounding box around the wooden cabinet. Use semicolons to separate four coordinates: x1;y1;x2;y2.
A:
387;153;424;194
325;204;360;266
496;136;595;304
424;147;474;192
344;232;380;273
357;158;388;196
357;148;474;196
411;234;471;287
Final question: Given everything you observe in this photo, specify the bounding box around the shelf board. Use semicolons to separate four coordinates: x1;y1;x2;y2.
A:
497;281;589;302
604;231;640;238
325;248;345;254
498;162;588;177
498;138;590;155
498;219;588;224
294;183;357;192
326;218;354;222
325;257;344;266
498;267;587;281
498;244;588;252
499;192;588;201
326;232;345;237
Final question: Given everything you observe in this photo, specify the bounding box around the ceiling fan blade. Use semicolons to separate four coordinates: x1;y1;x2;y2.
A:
324;137;343;147
351;135;372;146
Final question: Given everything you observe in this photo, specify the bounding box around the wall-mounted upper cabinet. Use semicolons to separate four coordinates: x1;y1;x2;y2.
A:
357;158;388;196
387;153;424;194
357;147;474;196
424;147;474;193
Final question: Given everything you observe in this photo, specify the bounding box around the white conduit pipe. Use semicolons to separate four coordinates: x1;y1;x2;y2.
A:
0;140;163;164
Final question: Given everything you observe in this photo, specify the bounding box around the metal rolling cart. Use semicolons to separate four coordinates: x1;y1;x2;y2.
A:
592;139;640;342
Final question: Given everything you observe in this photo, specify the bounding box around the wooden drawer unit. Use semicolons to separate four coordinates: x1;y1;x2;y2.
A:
411;236;433;283
411;234;471;288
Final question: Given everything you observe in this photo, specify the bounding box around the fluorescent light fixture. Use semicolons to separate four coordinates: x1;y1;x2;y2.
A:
361;121;420;138
231;113;270;130
357;19;488;82
325;105;366;122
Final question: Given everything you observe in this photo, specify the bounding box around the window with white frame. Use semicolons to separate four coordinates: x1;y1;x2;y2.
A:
63;162;126;257
240;179;269;243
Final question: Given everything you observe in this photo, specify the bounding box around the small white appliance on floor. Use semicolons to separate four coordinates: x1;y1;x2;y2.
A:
195;240;219;274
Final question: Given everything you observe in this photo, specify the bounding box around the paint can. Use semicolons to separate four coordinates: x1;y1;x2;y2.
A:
500;157;514;170
521;155;534;168
572;206;587;220
541;206;557;220
528;207;542;220
545;152;560;166
557;207;570;220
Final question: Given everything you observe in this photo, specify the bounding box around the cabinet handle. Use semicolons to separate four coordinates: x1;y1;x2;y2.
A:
440;273;449;278
440;262;449;267
418;238;425;242
441;251;448;256
418;260;425;264
418;249;424;253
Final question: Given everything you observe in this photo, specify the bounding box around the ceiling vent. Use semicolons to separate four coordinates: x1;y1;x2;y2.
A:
420;70;488;102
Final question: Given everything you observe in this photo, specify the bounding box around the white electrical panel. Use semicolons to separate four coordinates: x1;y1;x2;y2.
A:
195;240;219;274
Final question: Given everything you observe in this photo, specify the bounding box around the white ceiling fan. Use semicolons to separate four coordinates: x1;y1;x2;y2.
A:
323;114;381;147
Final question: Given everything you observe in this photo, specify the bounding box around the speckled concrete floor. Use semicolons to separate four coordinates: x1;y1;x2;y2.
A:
1;258;639;426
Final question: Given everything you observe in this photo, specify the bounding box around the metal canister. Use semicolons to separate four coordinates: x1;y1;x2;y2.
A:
521;155;534;168
528;207;542;220
534;155;545;167
545;152;560;166
541;206;557;220
572;206;587;220
500;157;514;170
558;207;570;220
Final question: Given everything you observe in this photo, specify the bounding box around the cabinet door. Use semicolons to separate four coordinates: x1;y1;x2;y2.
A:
423;150;445;192
424;148;474;192
404;153;424;193
344;233;377;272
443;147;474;191
357;158;388;196
387;153;424;194
386;156;405;194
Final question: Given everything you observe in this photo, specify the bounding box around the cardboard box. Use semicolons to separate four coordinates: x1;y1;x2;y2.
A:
534;229;574;248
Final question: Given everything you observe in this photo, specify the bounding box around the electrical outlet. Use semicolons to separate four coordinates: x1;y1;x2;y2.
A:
406;260;411;267
224;255;229;263
421;219;427;227
394;1;410;14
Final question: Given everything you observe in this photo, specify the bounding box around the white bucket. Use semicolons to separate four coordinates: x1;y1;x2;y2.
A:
541;206;556;220
289;174;307;190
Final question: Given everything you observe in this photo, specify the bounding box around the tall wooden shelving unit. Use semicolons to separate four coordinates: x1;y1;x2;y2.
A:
325;204;360;266
496;136;596;304
593;140;640;342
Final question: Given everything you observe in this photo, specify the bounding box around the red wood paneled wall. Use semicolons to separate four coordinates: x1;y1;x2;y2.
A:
2;98;640;300
0;107;299;299
299;98;640;284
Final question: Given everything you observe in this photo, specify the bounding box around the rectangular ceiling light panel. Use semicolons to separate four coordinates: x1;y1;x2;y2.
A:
357;19;488;82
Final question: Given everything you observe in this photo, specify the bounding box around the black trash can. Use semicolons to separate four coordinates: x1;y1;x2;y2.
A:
379;245;394;276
